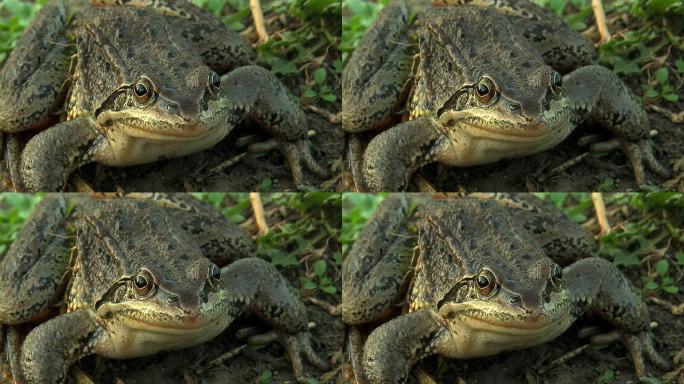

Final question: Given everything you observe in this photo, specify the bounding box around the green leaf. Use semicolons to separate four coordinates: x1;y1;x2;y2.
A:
303;279;317;290
645;280;659;290
321;285;337;294
675;252;684;266
676;59;684;74
655;67;669;84
644;89;660;98
321;93;337;102
260;177;273;192
303;88;317;99
314;67;327;85
655;259;669;276
663;285;679;294
313;259;327;277
662;93;679;102
601;177;615;192
602;369;615;384
261;369;273;384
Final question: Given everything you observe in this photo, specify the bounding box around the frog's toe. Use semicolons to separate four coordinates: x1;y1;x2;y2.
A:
621;139;671;187
623;331;671;377
281;140;328;187
280;331;329;378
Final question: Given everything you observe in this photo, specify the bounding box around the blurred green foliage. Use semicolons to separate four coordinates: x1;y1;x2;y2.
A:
341;0;684;104
0;0;340;105
342;193;684;297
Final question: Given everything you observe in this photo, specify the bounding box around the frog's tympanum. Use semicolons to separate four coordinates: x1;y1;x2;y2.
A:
0;0;326;192
0;194;327;383
342;0;670;191
342;194;670;383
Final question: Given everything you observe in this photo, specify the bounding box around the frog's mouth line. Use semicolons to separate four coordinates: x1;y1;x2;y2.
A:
98;301;229;333
97;111;222;140
438;111;564;140
442;301;573;335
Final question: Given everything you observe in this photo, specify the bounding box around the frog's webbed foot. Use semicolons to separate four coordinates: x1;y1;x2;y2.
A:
620;139;672;189
623;331;672;377
281;138;329;188
280;330;330;378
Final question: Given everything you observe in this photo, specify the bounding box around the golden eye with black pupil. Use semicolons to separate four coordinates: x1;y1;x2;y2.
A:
551;72;562;94
133;78;154;104
475;77;496;104
210;72;220;91
475;269;496;296
134;269;154;296
551;264;562;286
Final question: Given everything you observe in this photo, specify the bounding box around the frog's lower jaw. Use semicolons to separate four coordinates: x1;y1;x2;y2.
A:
436;112;575;167
92;122;231;167
435;296;576;359
93;293;234;358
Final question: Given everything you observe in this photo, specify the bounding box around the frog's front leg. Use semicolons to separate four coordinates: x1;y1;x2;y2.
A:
342;0;413;133
342;195;414;324
362;116;446;191
20;118;100;191
0;0;72;190
362;309;446;384
564;65;671;187
221;257;329;377
220;66;328;188
20;310;105;384
565;257;671;376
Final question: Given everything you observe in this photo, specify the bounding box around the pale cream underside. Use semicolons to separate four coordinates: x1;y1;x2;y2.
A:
92;290;233;358
434;299;575;358
93;123;230;167
436;107;574;167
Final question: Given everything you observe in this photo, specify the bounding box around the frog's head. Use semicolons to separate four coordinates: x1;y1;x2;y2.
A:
74;199;229;343
416;7;572;164
415;199;573;356
78;8;226;141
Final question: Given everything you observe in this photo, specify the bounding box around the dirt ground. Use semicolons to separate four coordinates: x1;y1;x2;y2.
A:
344;113;684;192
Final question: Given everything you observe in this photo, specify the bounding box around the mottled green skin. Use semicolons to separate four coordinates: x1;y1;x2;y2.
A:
342;0;670;192
0;0;325;192
342;194;669;383
0;194;326;384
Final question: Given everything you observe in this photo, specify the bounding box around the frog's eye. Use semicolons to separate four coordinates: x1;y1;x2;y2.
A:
475;77;496;104
210;264;221;284
209;71;221;92
134;269;155;296
551;264;562;286
133;78;155;105
475;269;497;296
551;72;562;94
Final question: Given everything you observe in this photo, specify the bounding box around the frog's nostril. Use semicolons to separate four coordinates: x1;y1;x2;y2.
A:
509;295;521;306
167;295;179;306
509;103;521;113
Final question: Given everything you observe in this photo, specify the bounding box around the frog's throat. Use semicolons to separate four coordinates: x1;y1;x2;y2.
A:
433;292;575;358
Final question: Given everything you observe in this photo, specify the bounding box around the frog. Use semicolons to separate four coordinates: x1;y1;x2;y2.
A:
0;0;327;192
0;193;328;383
341;193;670;383
341;0;670;192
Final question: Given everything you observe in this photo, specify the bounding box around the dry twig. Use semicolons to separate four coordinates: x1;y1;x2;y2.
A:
250;0;269;43
250;192;269;235
591;0;611;43
592;193;611;235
